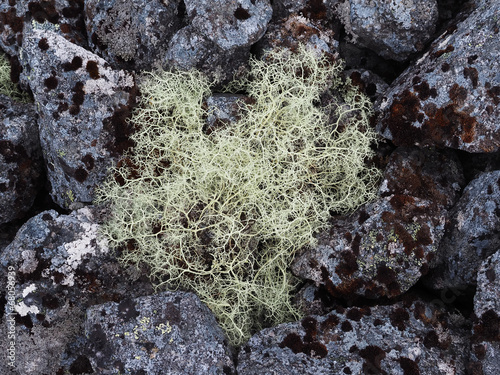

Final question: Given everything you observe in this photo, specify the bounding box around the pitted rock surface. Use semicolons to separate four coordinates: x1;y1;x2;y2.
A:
376;0;500;152
292;147;464;299
344;0;438;61
0;95;43;224
425;170;500;290
85;0;183;71
0;206;154;374
469;250;500;375
238;297;469;374
19;21;136;208
84;291;235;374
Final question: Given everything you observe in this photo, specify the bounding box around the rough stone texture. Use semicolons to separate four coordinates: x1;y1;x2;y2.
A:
165;0;272;82
424;171;500;290
0;95;43;224
19;21;136;208
292;146;464;299
0;206;155;374
84;291;235;374
184;0;271;51
376;0;500;152
257;14;339;55
237;296;469;374
341;0;438;62
469;250;500;375
0;0;88;58
343;68;389;103
85;0;183;71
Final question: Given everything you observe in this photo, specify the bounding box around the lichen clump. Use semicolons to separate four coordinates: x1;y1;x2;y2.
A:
0;54;29;102
96;46;380;345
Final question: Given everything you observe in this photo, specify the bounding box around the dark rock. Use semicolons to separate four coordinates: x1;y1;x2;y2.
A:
424;171;500;290
85;0;183;71
165;0;272;82
84;291;235;374
237;296;469;374
376;0;500;152
0;94;43;224
0;0;88;58
470;250;500;374
337;0;438;61
0;206;154;374
19;20;137;208
292;146;465;299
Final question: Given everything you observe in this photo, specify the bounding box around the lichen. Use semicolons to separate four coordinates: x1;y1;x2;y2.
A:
96;45;380;345
0;54;30;102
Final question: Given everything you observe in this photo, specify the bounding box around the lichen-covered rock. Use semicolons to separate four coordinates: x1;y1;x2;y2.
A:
237;296;469;374
292;147;464;299
0;95;43;224
85;0;183;71
257;14;339;55
343;68;389;102
84;291;235;374
1;0;88;58
376;0;500;152
469;250;500;375
0;206;154;374
340;0;438;61
165;0;272;82
19;21;137;208
424;171;500;290
165;25;251;83
184;0;271;51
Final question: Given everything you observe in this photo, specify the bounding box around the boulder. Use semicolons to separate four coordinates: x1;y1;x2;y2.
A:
376;0;500;152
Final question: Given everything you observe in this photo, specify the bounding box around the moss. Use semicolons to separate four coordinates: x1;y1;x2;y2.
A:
96;45;380;345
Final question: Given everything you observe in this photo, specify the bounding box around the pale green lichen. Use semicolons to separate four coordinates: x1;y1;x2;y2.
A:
96;45;380;345
0;54;30;102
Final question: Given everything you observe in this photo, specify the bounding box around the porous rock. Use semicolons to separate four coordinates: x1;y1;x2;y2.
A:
0;206;154;374
292;146;464;299
85;0;183;71
1;0;88;58
257;14;339;55
0;94;43;224
376;0;500;152
84;291;235;374
340;0;438;62
165;0;272;82
20;20;136;208
469;250;500;375
424;171;500;290
237;296;469;374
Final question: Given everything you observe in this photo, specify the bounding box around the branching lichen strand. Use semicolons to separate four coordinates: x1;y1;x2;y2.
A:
96;45;380;345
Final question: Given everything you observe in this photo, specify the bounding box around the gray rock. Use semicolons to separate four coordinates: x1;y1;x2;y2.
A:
0;206;154;374
469;250;500;375
292;146;464;299
343;68;389;103
166;0;272;82
341;0;438;62
0;95;43;224
84;291;235;374
425;171;500;290
84;0;183;71
0;0;88;58
20;21;137;208
184;0;271;51
237;297;469;374
376;0;500;152
257;14;339;55
165;25;251;83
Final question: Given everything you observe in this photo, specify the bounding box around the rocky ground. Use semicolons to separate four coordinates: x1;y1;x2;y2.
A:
1;0;499;374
